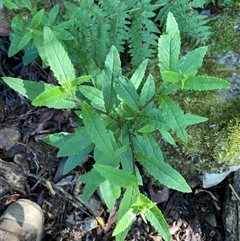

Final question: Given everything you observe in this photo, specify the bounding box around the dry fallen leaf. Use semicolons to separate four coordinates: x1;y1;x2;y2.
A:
95;216;105;229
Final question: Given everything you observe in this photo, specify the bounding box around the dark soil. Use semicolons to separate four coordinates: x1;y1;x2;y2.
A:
0;34;230;241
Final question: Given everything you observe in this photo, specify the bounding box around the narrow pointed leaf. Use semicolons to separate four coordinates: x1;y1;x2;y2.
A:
32;86;66;107
94;164;138;188
43;26;75;85
184;114;208;126
145;205;171;241
159;129;176;145
2;77;53;100
130;59;148;90
142;133;164;161
79;85;105;111
81;169;105;202
33;34;48;65
136;152;191;193
113;208;136;236
132;134;164;161
102;46;121;112
48;4;59;25
179;46;208;76
115;187;137;241
63;144;94;174
158;12;180;72
81;103;115;156
31;9;44;28
139;74;155;109
99;180;120;211
138;125;155;133
158;94;188;142
114;76;139;111
161;71;179;83
179;76;230;91
72;75;92;86
18;30;32;50
94;145;129;167
44;127;93;157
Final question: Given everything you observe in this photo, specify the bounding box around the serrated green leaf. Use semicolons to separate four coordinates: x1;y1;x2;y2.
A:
137;193;155;210
158;94;188;142
119;129;134;173
184;114;208;126
49;99;77;109
79;85;105;111
139;74;155;110
140;109;167;131
113;208;136;236
179;46;208;76
44;127;93;157
50;26;74;40
114;76;140;111
63;144;93;174
31;9;44;28
33;34;48;65
48;4;59;25
102;46;121;112
94;164;138;188
79;52;102;89
143;133;164;161
32;86;66;107
99;180;120;211
72;75;92;86
81;103;116;156
132;134;164;161
159;129;176;145
158;12;180;72
130;59;148;90
115;187;137;241
161;71;179;83
1;77;54;100
81;169;105;202
144;205;171;241
43;26;75;85
136;152;191;193
179;76;230;91
94;144;130;167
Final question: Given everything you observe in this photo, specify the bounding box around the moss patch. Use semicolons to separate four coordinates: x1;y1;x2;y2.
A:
206;5;240;56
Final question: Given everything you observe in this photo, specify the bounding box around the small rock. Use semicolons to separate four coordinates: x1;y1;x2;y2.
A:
0;127;20;150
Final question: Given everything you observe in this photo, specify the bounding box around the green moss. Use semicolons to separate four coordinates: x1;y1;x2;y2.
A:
206;6;240;56
199;60;233;79
160;91;240;187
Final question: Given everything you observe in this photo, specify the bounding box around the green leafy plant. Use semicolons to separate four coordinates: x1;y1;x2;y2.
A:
2;12;229;241
3;0;73;65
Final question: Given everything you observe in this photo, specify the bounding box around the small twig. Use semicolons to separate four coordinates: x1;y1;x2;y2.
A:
30;173;48;192
229;183;240;202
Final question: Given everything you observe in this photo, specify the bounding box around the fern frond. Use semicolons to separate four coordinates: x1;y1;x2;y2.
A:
156;0;211;43
129;1;160;66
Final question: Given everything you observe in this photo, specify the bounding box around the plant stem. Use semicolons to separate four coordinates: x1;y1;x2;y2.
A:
106;3;166;19
128;131;136;176
93;107;123;125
